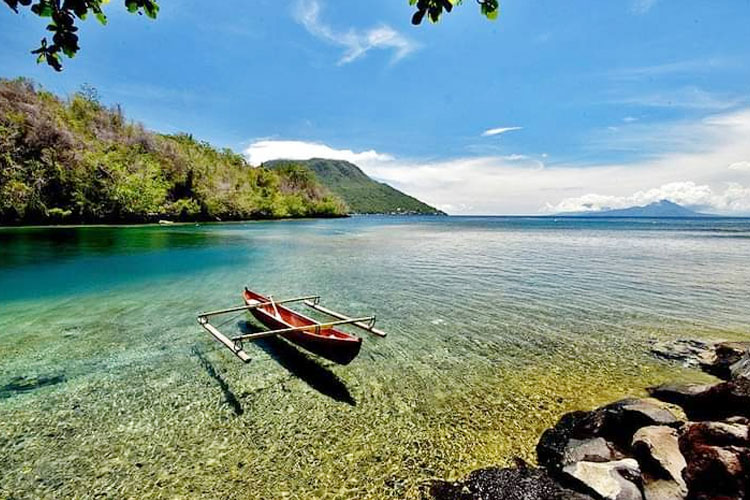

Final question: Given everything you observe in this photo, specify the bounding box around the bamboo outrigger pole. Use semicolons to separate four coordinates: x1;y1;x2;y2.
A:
231;316;375;343
197;318;252;363
198;295;319;321
304;300;388;337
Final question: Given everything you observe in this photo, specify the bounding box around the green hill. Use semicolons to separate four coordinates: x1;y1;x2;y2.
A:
0;78;346;225
264;158;444;215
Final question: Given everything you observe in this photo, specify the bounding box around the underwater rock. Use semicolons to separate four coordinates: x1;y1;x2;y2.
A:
632;426;687;500
428;460;596;500
561;458;643;500
649;339;750;381
679;420;750;500
0;373;66;399
650;339;716;368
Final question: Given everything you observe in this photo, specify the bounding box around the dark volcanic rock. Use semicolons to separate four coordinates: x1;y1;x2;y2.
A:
537;411;610;471
704;342;750;379
679;421;750;500
681;420;749;449
538;398;681;471
428;461;596;500
729;351;750;381
649;379;750;421
647;384;715;410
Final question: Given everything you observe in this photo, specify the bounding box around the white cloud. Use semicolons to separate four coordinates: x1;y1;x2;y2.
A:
614;86;742;111
243;108;750;216
244;140;393;165
631;0;658;14
294;0;417;64
357;108;750;215
608;58;735;81
548;182;750;214
481;126;522;137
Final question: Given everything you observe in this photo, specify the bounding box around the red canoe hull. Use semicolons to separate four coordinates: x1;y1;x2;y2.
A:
243;288;362;365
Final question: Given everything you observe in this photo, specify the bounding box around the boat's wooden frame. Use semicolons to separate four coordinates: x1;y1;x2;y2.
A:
197;289;387;363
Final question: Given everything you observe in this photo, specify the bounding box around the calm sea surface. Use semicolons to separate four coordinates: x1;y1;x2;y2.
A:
1;216;748;498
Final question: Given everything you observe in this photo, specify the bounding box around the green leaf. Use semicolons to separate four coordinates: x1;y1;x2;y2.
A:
95;11;107;24
31;2;54;17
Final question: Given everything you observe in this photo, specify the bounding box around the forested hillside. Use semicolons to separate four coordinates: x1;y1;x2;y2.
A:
0;78;346;225
265;159;444;215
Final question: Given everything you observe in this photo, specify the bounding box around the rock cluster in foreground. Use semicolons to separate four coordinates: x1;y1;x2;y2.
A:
428;341;750;500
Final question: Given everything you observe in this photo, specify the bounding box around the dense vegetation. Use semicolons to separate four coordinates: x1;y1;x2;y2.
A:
265;159;444;215
0;78;346;225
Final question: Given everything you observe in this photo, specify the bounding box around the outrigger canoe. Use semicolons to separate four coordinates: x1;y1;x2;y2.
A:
197;287;386;365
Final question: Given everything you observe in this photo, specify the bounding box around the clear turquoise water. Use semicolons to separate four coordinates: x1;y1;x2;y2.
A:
1;216;748;499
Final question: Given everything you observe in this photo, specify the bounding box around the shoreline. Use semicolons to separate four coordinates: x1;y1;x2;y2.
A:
429;339;750;500
0;213;451;230
0;214;351;230
5;213;750;230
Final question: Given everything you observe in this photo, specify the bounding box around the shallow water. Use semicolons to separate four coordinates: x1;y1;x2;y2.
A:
1;216;748;499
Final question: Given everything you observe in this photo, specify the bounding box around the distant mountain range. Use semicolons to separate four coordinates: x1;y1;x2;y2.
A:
559;200;714;218
265;158;445;215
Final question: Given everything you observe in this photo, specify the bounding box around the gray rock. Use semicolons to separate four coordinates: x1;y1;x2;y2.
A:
428;460;596;500
647;383;715;408
538;410;612;471
649;338;750;381
538;399;681;471
729;351;750;380
612;399;682;429
632;426;687;500
653;379;750;420
562;459;643;500
563;437;623;465
647;383;725;420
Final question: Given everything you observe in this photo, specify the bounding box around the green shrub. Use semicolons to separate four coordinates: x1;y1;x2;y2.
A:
0;78;347;224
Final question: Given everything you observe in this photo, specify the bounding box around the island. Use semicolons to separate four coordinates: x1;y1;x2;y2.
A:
558;200;714;218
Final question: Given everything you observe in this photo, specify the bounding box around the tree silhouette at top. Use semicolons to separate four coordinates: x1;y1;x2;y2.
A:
2;0;499;71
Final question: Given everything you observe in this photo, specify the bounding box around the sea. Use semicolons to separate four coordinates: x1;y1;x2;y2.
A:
1;216;748;499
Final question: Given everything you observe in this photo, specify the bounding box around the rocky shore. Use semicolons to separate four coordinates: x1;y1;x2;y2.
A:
428;340;750;500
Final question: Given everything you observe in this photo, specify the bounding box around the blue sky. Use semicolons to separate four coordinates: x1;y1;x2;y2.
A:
2;0;750;214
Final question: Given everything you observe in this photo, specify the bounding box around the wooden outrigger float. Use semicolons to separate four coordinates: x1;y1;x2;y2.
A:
197;287;387;365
